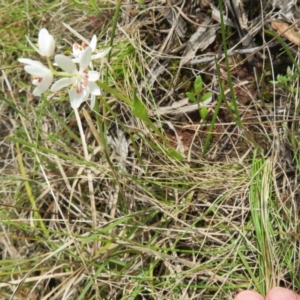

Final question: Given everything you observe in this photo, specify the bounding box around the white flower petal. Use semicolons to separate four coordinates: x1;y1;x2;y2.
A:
19;58;36;65
69;87;89;109
90;94;96;109
32;73;53;95
88;82;101;95
39;28;49;41
19;58;53;95
72;44;82;59
55;55;77;74
91;47;111;60
32;78;40;86
19;58;49;73
25;29;55;57
19;58;50;75
38;28;55;57
51;78;75;92
87;71;99;82
24;64;50;77
81;89;89;102
71;58;80;64
88;61;94;69
80;47;92;70
89;35;97;52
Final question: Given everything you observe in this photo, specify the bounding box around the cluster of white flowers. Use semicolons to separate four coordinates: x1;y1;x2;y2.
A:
19;28;110;109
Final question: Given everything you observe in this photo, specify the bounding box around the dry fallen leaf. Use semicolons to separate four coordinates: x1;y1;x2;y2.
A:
271;20;300;46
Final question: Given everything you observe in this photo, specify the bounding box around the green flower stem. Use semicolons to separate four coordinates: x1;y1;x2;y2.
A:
47;57;74;77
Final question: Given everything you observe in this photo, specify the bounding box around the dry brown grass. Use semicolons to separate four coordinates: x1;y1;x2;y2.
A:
1;0;300;299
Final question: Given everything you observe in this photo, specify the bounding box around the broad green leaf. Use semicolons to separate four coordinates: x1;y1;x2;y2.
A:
277;75;288;84
200;92;212;102
200;107;208;120
186;92;197;102
194;76;203;95
132;94;150;122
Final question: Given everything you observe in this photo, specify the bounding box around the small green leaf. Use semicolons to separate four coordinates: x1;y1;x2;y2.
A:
136;0;146;9
277;75;288;84
132;94;150;122
166;149;183;160
186;92;197;102
200;107;208;120
200;92;212;102
88;0;98;11
194;76;203;95
290;73;299;81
